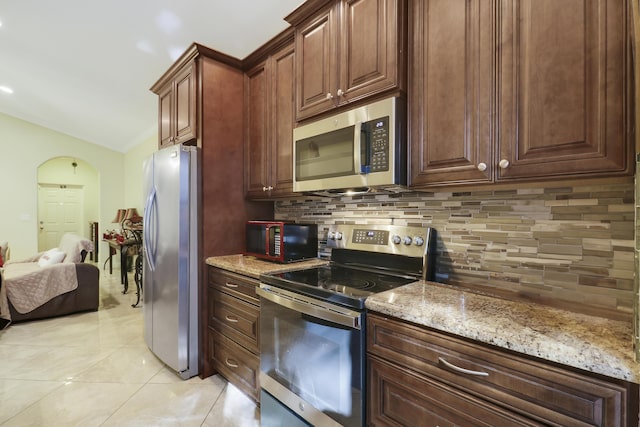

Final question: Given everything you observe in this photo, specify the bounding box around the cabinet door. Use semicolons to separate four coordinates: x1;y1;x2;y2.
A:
340;0;403;103
497;0;630;180
295;4;337;121
158;83;173;148
270;44;296;196
173;63;196;145
409;0;493;187
244;61;270;196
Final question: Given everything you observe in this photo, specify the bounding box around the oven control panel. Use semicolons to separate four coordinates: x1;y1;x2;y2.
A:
327;224;434;257
353;229;389;245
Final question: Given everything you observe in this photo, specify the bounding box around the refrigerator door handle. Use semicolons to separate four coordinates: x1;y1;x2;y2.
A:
144;187;157;272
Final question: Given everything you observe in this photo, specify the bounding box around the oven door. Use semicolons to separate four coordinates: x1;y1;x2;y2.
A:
257;284;364;427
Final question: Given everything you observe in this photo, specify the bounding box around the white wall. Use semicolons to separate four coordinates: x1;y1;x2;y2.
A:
123;134;156;214
0;112;124;261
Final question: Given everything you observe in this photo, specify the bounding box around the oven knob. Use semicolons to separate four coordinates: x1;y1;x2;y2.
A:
335;232;343;240
414;236;425;246
328;231;336;240
403;236;412;245
392;235;401;244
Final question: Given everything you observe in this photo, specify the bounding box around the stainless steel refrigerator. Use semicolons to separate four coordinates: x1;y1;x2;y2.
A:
142;143;199;379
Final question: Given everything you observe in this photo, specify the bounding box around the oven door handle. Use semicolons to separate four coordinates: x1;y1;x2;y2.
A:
257;285;362;330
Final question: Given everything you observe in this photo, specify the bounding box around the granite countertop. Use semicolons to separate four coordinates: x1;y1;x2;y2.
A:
205;254;329;279
365;281;639;383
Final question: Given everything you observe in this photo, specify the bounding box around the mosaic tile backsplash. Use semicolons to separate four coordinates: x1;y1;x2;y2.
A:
275;183;635;318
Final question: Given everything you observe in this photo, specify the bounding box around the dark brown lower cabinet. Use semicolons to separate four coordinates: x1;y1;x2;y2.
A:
208;267;260;401
208;328;260;401
367;312;638;426
369;356;541;426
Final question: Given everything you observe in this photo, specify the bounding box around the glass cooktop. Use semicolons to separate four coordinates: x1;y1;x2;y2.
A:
260;264;416;310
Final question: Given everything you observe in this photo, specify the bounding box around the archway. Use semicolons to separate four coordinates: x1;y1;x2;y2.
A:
37;157;100;255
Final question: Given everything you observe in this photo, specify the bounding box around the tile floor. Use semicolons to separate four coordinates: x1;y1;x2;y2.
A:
0;266;260;426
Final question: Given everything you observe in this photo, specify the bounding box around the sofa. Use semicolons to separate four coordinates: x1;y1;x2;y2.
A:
0;233;100;327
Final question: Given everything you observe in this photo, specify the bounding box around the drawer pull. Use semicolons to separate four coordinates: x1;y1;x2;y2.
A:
225;282;239;288
225;315;239;323
438;357;489;377
225;358;239;368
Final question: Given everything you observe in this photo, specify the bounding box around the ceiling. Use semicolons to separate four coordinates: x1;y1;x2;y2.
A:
0;0;304;153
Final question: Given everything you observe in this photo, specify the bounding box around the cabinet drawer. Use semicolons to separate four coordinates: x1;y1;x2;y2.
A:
368;355;541;427
208;267;259;304
209;288;259;354
367;313;632;426
209;328;260;402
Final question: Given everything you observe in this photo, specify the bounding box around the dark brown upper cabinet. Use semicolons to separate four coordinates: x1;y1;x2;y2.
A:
153;61;196;149
288;0;407;122
410;0;633;188
244;33;296;199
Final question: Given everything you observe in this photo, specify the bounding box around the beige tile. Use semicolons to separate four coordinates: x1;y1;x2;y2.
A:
72;345;165;384
1;382;141;427
0;343;116;381
0;269;255;426
0;379;63;424
203;383;260;427
102;382;225;426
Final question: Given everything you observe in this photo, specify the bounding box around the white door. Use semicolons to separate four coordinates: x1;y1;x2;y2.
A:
38;184;84;251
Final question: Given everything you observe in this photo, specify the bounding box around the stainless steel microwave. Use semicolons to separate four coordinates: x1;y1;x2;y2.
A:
293;97;406;194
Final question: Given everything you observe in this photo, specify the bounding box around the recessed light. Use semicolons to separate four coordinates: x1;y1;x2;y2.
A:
0;86;13;94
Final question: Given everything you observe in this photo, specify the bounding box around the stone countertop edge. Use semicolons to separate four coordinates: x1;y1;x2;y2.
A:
205;254;329;279
365;280;639;384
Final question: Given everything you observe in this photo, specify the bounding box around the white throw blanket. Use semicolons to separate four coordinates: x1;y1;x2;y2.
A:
1;262;78;314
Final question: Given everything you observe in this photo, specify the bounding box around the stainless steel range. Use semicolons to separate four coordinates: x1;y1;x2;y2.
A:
257;224;436;427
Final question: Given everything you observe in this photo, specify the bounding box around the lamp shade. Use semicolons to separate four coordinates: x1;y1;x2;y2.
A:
124;208;142;221
112;209;126;223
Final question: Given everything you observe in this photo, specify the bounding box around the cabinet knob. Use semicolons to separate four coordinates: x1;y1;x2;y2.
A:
326;92;334;100
336;88;344;97
477;162;487;172
268;186;273;191
262;186;267;191
498;159;510;169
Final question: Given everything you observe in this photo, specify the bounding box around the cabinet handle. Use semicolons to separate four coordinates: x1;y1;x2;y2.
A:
326;92;334;100
225;315;239;323
267;186;273;191
262;186;267;191
336;88;344;97
225;358;239;368
225;282;239;288
477;162;487;172
498;159;510;169
438;357;489;377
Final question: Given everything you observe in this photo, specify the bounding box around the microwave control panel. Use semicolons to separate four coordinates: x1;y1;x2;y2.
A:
364;116;389;173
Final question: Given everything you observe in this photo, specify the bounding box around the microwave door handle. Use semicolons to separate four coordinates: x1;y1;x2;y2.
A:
265;225;271;256
356;121;371;175
354;122;363;175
